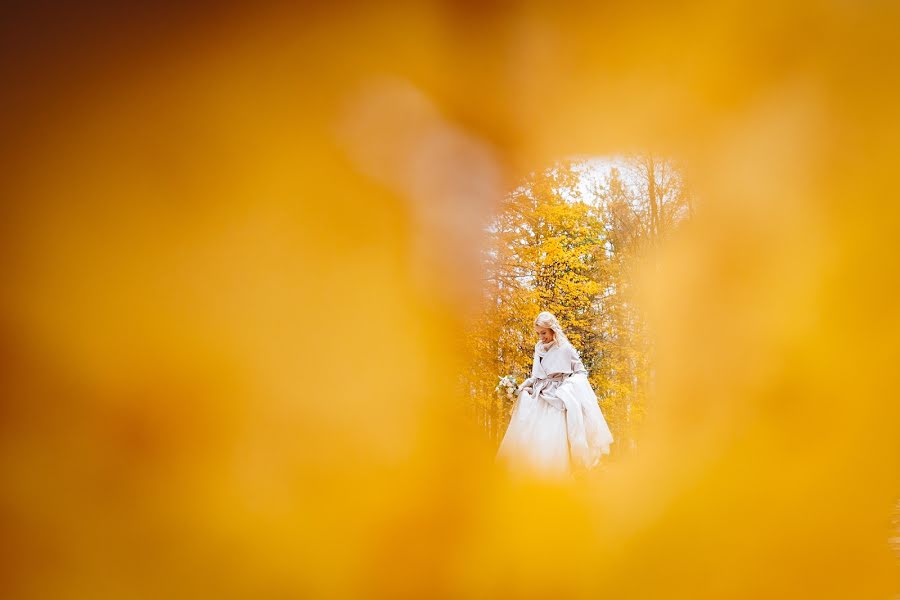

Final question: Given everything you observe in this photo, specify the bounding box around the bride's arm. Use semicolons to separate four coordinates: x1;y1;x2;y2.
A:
516;376;535;393
569;345;589;376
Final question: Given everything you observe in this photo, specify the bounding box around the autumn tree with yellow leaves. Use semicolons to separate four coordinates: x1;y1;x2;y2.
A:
466;156;692;455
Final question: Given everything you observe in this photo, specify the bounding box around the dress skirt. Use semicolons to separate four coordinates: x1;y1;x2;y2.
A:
496;373;613;480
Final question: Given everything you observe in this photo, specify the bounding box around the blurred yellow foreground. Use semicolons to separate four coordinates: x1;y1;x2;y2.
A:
1;2;898;598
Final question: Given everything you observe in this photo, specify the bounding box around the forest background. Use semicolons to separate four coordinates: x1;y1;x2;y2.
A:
464;155;693;454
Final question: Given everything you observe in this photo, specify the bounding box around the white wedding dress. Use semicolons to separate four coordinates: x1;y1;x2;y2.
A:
496;340;613;480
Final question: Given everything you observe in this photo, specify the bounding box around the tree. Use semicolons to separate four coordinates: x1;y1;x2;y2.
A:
465;155;691;455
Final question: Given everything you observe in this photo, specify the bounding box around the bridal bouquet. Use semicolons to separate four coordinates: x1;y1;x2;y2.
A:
495;374;519;399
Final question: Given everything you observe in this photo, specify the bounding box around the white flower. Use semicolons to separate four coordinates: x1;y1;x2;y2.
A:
496;373;521;395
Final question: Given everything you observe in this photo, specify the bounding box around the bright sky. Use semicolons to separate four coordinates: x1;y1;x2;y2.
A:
560;155;644;205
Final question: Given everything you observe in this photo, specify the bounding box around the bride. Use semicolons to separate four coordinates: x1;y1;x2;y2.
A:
496;311;614;479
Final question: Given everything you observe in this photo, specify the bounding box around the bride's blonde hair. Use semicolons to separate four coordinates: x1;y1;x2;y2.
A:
534;311;571;347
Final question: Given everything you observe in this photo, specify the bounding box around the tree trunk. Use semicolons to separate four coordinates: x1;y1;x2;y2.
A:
645;154;660;243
